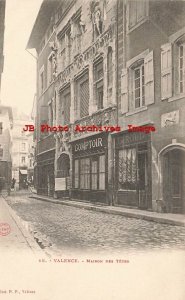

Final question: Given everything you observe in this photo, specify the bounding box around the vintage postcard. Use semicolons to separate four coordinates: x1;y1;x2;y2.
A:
0;0;185;299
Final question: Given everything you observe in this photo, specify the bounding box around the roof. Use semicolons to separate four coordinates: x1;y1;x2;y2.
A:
26;0;59;49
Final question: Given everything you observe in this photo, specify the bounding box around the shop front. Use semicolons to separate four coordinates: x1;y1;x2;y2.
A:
114;131;152;209
71;133;108;203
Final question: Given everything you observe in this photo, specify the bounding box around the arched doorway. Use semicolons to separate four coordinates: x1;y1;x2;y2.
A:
160;145;185;213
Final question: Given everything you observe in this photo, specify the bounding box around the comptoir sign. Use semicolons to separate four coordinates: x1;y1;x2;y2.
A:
74;137;103;152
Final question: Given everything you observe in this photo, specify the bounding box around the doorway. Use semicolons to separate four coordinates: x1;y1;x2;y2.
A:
163;149;185;213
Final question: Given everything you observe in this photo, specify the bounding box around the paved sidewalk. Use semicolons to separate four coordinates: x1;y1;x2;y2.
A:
29;194;185;227
0;196;43;256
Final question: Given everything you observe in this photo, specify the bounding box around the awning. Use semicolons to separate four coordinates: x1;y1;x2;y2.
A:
19;170;28;175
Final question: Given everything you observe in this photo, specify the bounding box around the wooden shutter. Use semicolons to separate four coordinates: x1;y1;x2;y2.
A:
80;79;89;117
144;51;154;105
121;68;128;114
161;43;172;100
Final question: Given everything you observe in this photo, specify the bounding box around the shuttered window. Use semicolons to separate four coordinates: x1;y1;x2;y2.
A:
161;43;172;99
80;79;89;117
144;51;154;105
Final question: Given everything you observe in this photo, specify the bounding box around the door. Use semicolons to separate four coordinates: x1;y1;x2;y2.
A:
138;151;148;209
163;149;183;213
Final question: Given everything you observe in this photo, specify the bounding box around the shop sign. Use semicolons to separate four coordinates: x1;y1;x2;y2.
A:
73;134;108;155
116;131;149;148
55;178;66;191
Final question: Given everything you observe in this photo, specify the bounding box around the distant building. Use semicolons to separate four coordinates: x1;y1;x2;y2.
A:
11;110;34;189
0;105;13;192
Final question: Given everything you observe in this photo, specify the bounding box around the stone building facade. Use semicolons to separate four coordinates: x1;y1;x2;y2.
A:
115;0;185;214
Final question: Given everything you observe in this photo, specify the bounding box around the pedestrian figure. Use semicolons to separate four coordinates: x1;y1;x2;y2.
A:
11;178;16;191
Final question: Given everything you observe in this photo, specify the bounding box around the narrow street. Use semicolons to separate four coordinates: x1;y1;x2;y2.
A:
5;191;185;256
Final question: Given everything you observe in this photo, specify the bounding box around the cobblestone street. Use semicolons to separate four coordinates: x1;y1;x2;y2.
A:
5;192;185;255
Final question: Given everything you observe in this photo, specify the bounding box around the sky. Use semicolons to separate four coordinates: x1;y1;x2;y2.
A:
1;0;43;116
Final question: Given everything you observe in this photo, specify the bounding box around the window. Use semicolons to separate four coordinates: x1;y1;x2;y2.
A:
91;158;98;190
0;122;2;134
134;64;145;108
118;148;137;190
21;156;26;164
128;1;148;30
75;72;89;118
59;86;71;125
80;158;90;189
59;29;71;71
99;155;105;190
74;159;79;188
48;101;54;126
60;35;66;70
22;143;26;151
39;67;44;95
179;43;185;93
74;155;106;190
47;55;53;85
94;58;104;109
71;14;82;56
107;47;113;88
121;51;154;114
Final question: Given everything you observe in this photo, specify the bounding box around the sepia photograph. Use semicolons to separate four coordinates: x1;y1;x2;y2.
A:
0;0;185;299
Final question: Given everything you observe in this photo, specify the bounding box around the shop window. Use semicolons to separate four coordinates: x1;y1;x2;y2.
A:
94;58;104;109
99;155;105;190
74;159;79;188
80;158;90;189
121;51;154;114
118;148;137;190
128;1;148;31
91;158;98;190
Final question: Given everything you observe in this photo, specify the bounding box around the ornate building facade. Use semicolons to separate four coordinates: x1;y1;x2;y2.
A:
27;0;117;203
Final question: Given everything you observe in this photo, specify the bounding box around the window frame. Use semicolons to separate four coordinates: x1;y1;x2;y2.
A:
93;57;104;110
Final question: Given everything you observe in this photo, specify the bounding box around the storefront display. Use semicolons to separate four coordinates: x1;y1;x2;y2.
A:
71;133;108;203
